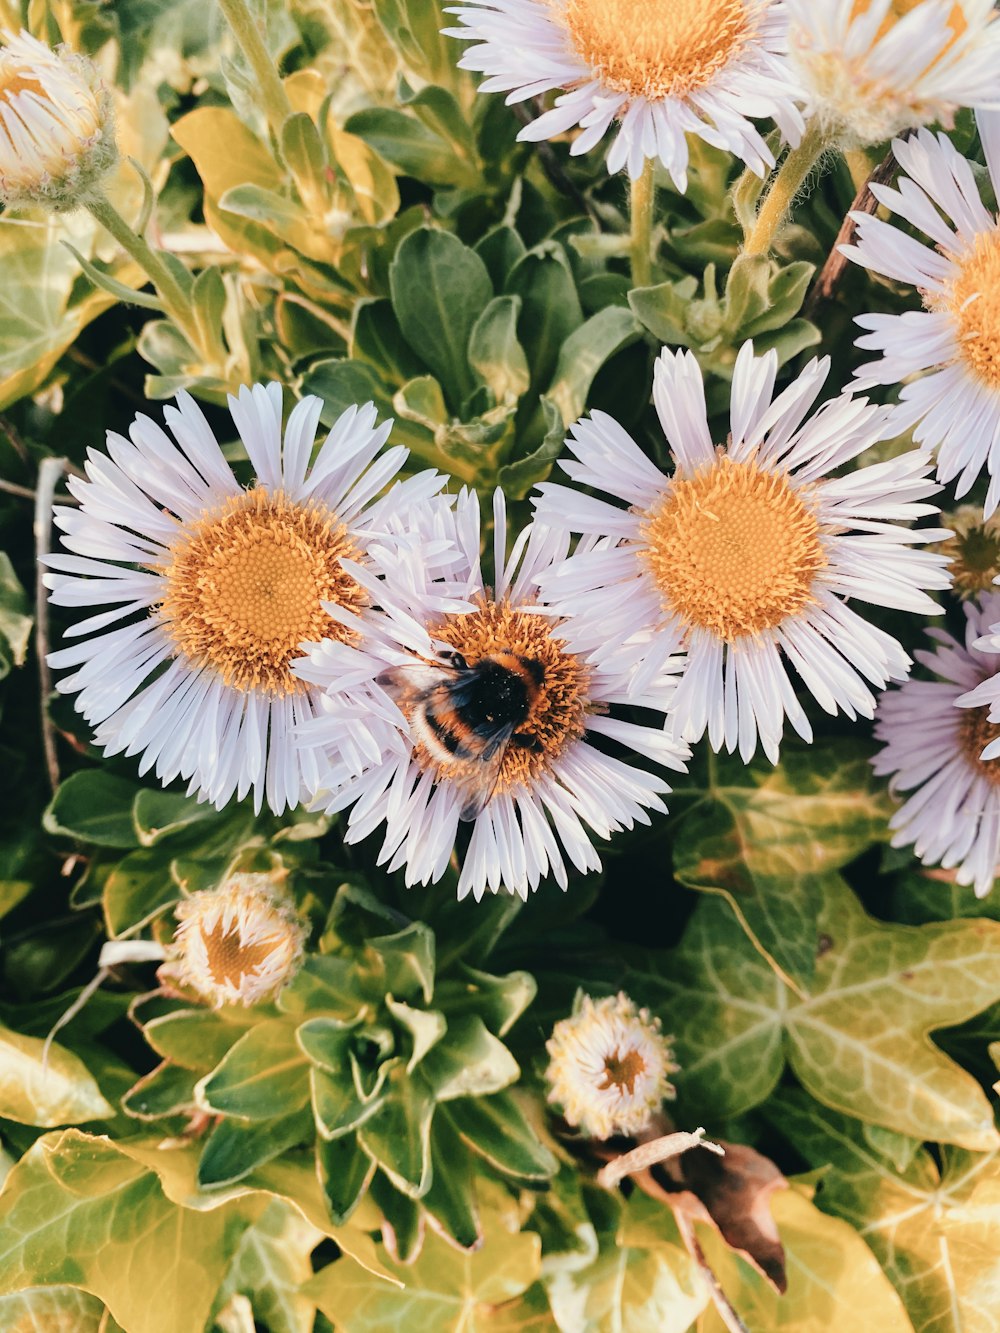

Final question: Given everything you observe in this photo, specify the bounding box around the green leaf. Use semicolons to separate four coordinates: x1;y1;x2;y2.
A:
544;305;642;428
62;241;165;311
423;1120;481;1251
305;1196;542;1332
772;1093;1000;1333
505;243;584;396
445;1091;558;1182
310;1062;384;1141
132;788;224;846
346;105;479;189
0;1130;250;1333
638;879;1000;1148
696;1183;913;1333
121;1062;198;1121
673;742;895;988
43;771;142;849
137;1003;255;1072
0;1024;114;1127
102;848;183;936
469;295;530;403
351;298;426;386
197;1021;310;1121
198;1111;310;1189
385;997;447;1071
356;1061;435;1197
318;1133;377;1227
0;553;32;677
475;225;526;290
628;277;699;348
217;1198;320;1333
373;920;436;1002
420;1015;521;1101
389;228;493;408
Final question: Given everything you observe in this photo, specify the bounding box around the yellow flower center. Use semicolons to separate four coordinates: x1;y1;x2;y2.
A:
940;230;1000;389
409;600;590;793
557;0;752;99
600;1047;647;1096
157;488;363;696
959;703;1000;785
640;456;826;640
939;509;1000;598
201;919;284;988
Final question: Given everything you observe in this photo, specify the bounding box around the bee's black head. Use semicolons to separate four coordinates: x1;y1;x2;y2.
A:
464;659;532;728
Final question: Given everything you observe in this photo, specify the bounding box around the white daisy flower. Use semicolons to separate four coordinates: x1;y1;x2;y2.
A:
786;0;1000;148
443;0;805;189
44;384;445;814
843;115;1000;516
294;490;688;902
0;28;117;210
533;342;951;763
545;991;677;1140
873;594;1000;896
167;872;306;1006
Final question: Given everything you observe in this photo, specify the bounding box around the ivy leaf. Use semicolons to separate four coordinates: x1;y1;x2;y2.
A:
0;1024;114;1128
0;1287;107;1331
631;877;1000;1149
696;1184;913;1332
0;1130;251;1333
771;1093;1000;1333
43;772;142;849
305;1194;542;1332
216;1198;321;1333
546;1191;708;1333
673;742;894;989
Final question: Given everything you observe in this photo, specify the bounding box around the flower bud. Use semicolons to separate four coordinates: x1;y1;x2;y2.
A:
168;873;306;1007
545;991;677;1141
0;29;117;210
939;506;1000;599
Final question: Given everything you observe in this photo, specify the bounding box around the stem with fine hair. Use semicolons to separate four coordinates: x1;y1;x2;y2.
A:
743;121;827;258
34;457;66;795
84;192;207;355
630;159;656;288
217;0;294;141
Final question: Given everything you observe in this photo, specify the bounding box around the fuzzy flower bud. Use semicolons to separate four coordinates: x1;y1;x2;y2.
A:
168;873;306;1007
0;29;116;210
545;991;677;1141
939;506;1000;599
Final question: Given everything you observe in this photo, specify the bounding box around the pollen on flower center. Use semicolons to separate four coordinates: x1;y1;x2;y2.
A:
557;0;752;99
412;600;590;792
941;230;1000;389
600;1047;647;1096
959;703;1000;785
158;488;364;696
640;456;826;640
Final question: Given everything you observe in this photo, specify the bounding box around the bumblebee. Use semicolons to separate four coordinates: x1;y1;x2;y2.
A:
377;649;546;820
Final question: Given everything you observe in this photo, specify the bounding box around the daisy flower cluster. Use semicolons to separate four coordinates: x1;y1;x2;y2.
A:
38;5;1000;909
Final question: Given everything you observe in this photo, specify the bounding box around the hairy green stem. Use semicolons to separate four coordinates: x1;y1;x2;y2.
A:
743;122;827;258
630;159;656;288
217;0;294;140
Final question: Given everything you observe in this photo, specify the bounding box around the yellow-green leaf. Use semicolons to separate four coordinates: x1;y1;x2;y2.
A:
0;1024;114;1127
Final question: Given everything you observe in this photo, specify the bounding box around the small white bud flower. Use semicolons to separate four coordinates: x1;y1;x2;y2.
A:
167;873;306;1008
545;991;678;1141
0;28;117;210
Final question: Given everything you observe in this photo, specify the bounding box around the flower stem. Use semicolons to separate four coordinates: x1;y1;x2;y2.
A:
217;0;294;141
630;159;656;288
743;122;827;258
84;191;208;361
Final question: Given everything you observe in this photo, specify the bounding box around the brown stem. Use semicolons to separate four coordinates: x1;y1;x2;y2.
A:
0;414;29;466
597;1127;724;1190
0;477;35;501
33;457;66;794
805;132;913;318
675;1211;750;1333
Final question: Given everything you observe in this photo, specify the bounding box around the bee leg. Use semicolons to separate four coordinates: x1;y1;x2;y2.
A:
511;732;543;752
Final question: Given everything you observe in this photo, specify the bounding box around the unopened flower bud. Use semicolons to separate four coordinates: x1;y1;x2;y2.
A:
545;991;677;1141
0;29;117;210
168;873;306;1007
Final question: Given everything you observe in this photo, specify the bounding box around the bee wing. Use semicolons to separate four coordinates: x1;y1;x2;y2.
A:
375;660;456;702
453;727;516;823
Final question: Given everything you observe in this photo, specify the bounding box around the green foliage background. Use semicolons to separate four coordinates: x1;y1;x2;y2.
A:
0;2;997;1330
